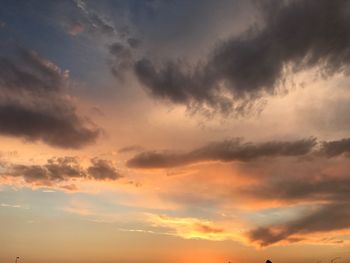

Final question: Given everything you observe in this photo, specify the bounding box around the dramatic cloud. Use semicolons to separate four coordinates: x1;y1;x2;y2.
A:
244;168;350;246
0;157;121;188
248;202;350;247
134;0;350;114
127;138;317;168
0;48;99;148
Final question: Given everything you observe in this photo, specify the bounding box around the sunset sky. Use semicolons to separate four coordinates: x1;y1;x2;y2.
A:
1;0;350;262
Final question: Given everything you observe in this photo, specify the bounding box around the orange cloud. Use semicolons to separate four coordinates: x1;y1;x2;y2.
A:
147;214;245;242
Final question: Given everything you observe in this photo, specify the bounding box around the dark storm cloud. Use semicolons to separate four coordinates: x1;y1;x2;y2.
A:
87;158;121;180
0;48;99;148
1;157;121;187
248;202;350;247
134;0;350;114
127;138;316;168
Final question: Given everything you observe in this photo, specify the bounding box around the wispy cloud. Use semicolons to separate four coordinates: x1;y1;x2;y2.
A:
148;214;242;242
127;137;316;168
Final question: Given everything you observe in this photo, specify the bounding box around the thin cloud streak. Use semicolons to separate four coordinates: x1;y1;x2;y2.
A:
127;138;317;168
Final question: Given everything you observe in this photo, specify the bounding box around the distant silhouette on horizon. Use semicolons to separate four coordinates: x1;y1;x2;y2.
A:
266;259;272;263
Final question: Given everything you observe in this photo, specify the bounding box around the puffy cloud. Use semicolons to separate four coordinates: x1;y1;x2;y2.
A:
134;0;350;114
87;158;121;180
0;157;121;189
0;48;99;148
3;157;85;186
127;138;317;168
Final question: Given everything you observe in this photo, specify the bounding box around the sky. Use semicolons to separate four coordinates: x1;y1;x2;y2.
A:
1;0;350;262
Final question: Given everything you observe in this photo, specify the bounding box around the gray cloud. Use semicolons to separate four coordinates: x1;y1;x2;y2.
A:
1;156;121;188
321;138;350;157
134;0;350;114
127;38;142;49
0;49;64;93
87;158;121;180
0;48;99;148
243;165;350;246
127;136;350;168
248;202;350;247
127;138;317;168
108;42;134;79
45;156;86;181
243;174;350;203
4;157;85;186
0;104;99;149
